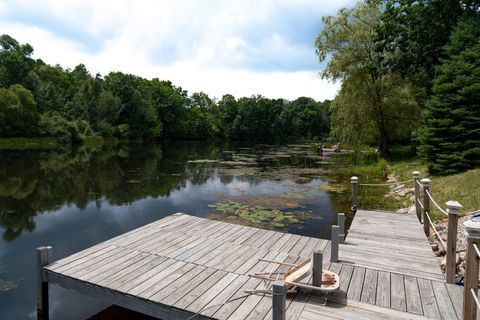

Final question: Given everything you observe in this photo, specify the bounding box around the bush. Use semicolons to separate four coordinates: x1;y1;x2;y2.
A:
38;111;94;143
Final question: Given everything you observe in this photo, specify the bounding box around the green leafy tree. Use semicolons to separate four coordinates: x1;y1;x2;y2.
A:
187;92;219;138
104;72;162;139
217;94;238;138
28;64;74;115
315;1;419;154
0;34;35;87
139;78;187;139
38;111;93;143
419;15;480;174
0;85;38;136
377;0;471;100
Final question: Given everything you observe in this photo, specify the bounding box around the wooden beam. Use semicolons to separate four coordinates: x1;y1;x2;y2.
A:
45;271;212;320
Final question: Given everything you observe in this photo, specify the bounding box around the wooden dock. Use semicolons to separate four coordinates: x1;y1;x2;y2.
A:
38;210;464;319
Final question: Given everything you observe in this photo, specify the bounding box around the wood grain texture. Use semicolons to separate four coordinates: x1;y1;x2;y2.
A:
43;211;457;320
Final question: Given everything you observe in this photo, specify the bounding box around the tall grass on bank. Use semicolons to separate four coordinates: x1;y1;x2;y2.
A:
332;148;480;217
0;136;120;150
0;137;60;149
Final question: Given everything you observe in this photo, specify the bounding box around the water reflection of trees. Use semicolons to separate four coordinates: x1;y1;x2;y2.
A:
0;142;222;241
0;142;356;241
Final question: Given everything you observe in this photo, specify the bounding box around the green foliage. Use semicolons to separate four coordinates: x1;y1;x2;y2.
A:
377;0;466;98
208;199;317;229
38;111;94;143
0;137;59;149
0;35;331;143
316;2;419;155
0;84;39;137
419;15;480;175
0;34;35;87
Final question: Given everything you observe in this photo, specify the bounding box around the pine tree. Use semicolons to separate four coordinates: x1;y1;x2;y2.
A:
420;15;480;175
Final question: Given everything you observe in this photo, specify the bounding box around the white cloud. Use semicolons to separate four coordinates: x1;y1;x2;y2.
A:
0;0;352;100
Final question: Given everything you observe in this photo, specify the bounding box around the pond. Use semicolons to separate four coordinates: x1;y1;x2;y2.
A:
0;141;354;319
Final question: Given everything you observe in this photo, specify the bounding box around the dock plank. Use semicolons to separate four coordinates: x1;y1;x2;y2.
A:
404;275;423;315
417;278;441;319
375;271;390;308
43;211;456;320
430;280;458;320
390;273;406;312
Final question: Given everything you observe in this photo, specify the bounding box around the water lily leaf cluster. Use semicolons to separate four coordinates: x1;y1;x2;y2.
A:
207;200;318;229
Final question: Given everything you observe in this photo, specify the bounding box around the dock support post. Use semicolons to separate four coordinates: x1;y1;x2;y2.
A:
312;250;323;289
338;213;345;244
445;201;462;284
272;280;286;320
421;178;431;237
331;225;339;263
36;246;52;320
412;171;421;222
463;223;480;320
351;176;358;212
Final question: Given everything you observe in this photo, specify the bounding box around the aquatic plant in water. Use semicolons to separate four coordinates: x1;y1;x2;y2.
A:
207;200;318;229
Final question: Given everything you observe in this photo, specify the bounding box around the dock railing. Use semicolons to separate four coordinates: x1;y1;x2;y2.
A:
351;172;462;284
463;222;480;320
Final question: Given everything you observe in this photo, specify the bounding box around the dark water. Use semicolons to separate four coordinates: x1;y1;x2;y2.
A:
0;141;350;320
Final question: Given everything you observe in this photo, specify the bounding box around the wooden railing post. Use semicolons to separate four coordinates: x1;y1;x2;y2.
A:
36;246;52;320
331;225;339;263
412;171;421;222
338;213;345;244
312;250;323;290
463;219;480;320
421;178;431;237
272;280;286;320
445;201;462;284
351;176;358;212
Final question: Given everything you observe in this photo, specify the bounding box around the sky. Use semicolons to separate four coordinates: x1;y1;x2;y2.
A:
0;0;356;101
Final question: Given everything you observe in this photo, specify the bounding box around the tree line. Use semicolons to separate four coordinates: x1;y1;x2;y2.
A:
0;35;331;143
317;0;479;174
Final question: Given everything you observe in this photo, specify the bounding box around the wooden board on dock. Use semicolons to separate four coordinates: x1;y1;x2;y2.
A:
340;209;445;281
42;210;464;320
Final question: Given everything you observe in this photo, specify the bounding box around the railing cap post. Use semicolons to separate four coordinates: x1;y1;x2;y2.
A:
464;216;480;239
420;178;431;186
351;176;358;183
446;200;463;215
412;171;420;178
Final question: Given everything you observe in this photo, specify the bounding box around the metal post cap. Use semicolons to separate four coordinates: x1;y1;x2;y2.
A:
351;176;358;183
412;171;420;177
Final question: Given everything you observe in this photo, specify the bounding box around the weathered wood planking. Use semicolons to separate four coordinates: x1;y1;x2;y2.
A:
44;213;334;320
340;209;445;281
42;210;463;320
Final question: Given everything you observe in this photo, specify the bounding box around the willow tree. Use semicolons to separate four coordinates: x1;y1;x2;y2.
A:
315;1;418;155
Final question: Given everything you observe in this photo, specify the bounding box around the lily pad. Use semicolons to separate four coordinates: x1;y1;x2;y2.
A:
207;199;319;230
317;184;347;193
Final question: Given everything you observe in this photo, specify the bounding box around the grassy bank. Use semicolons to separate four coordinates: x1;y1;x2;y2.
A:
0;136;120;150
0;137;60;149
330;148;479;220
389;159;480;220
